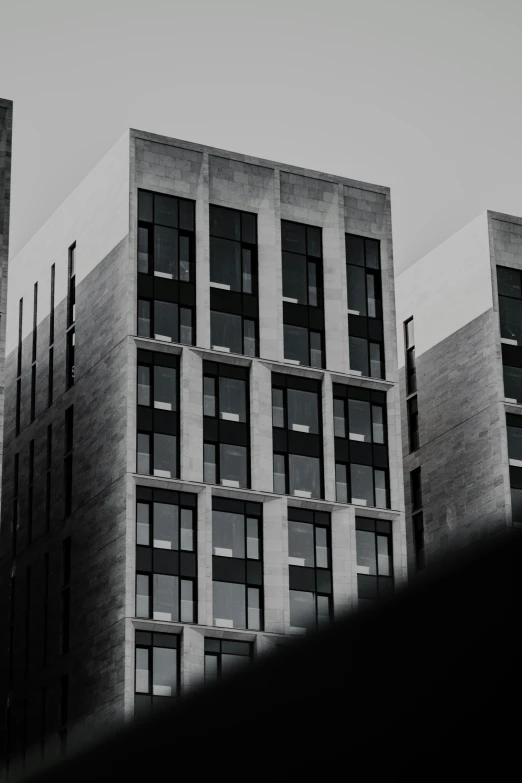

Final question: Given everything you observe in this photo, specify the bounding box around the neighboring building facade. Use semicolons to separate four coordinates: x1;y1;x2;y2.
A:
0;98;13;513
0;130;406;775
396;210;522;574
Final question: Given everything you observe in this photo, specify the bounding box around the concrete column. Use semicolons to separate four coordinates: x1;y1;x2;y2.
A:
196;151;210;349
262;495;286;633
323;183;350;374
182;625;205;692
197;486;213;627
258;170;282;362
180;347;203;482
250;360;273;492
331;505;357;617
322;373;336;501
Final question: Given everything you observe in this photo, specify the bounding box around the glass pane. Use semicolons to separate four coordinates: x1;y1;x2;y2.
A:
179;307;193;345
350;464;374;506
154;365;177;411
180;579;194;623
135;647;150;693
152;646;177;696
369;342;384;379
289;590;315;630
405;318;415;349
307;226;322;258
219;377;247;422
243;319;256;357
153;502;179;549
349;336;368;376
246;518;260;560
356;529;377;574
272;388;285;428
375;470;388;509
497;266;522;298
213;581;246;629
241;212;257;244
282;222;306;254
345;235;365;266
221;653;248;677
347;265;367;316
210;237;241;291
138;226;149;273
155;194;178;228
372;405;385;444
138;190;153;223
220;443;248;488
287;389;319;434
136;574;150;618
333;398;346;438
154;301;178;343
211;311;242;354
205;653;219;681
154;226;178;279
137;502;150;545
153;574;178;622
284;324;308;366
310;332;323;369
247;587;261;630
179;235;191;281
212;510;245;558
179;199;195;232
153;434;177;479
289;454;321;498
138;300;151;338
504;364;522;403
282;252;307;303
511;487;522;524
204;443;216;484
210;206;240;241
335;463;348;503
288;520;314;566
137;433;150;474
377;535;391;576
273;454;286;494
138;365;151;406
367;273;377;318
499;296;522;343
242;248;252;293
508;425;522;461
204;376;216;417
348;399;372;442
365;239;380;269
317;595;330;626
315;527;328;568
180;508;194;551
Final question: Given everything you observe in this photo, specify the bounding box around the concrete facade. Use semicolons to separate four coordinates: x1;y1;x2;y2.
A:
0;129;405;775
396;210;521;573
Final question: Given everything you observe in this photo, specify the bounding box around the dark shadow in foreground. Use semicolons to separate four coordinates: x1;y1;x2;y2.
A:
16;528;522;781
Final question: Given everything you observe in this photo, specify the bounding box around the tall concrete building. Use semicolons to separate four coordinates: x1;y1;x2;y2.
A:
0;129;406;775
0;99;13;512
396;210;522;574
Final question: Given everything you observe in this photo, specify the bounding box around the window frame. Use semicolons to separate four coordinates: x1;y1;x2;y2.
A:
355;517;394;603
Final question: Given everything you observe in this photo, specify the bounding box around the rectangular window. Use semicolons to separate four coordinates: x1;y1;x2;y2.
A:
66;243;76;388
507;414;522;526
45;425;52;533
272;374;323;498
134;631;179;715
204;637;252;681
27;440;35;546
48;264;56;406
64;406;73;517
135;487;197;623
137;298;194;346
288;507;332;632
413;511;425;571
30;283;38;421
408;395;419;452
497;267;522;402
60;537;71;655
404;317;416;395
356;518;394;604
16;298;23;435
12;453;19;556
24;565;31;675
42;553;49;665
410;467;422;511
210;310;257;357
203;361;250;488
136;350;179;479
212;497;263;631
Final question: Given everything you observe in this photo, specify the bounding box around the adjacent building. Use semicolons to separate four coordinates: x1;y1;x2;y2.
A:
0;129;406;775
0;98;13;515
396;210;522;574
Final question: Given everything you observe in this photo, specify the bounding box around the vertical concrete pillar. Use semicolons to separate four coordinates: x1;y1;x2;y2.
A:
258;171;282;362
197;486;213;627
250;360;273;492
331;505;357;616
182;625;205;692
322;373;336;501
180;347;203;482
262;495;286;633
323;183;350;374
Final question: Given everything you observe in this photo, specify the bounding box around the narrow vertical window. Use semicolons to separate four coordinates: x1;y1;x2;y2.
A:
16;297;23;434
43;552;49;665
60;537;71;654
12;453;19;556
24;565;31;676
45;425;52;533
30;282;38;421
66;243;76;388
48;264;55;406
27;440;35;545
404;317;416;395
64;406;73;517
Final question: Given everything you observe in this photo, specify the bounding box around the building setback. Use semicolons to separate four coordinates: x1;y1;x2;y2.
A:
0;129;406;775
396;210;522;574
0;98;13;515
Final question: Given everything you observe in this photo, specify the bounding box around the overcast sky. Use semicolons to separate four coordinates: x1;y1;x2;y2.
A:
1;0;522;274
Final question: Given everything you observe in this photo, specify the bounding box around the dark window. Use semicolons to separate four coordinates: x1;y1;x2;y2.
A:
42;553;49;665
45;425;52;533
203;361;250;488
333;384;389;508
66;243;76;388
498;266;522;343
135;631;179;714
212;497;263;631
48;264;55;406
12;453;19;556
60;538;71;654
16;298;22;435
135;487;197;624
204;637;253;681
288;507;332;632
272;374;323;499
356;518;393;603
410;467;422;511
404;317;416;395
137;190;196;346
27;440;35;546
136;350;179;479
210;310;257;357
30;282;38;421
64;406;73;517
24;565;31;675
346;234;385;379
408;396;419;452
507;414;522;526
413;511;425;571
282;221;325;368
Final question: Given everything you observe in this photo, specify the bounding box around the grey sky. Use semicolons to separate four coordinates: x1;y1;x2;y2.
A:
1;0;521;273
